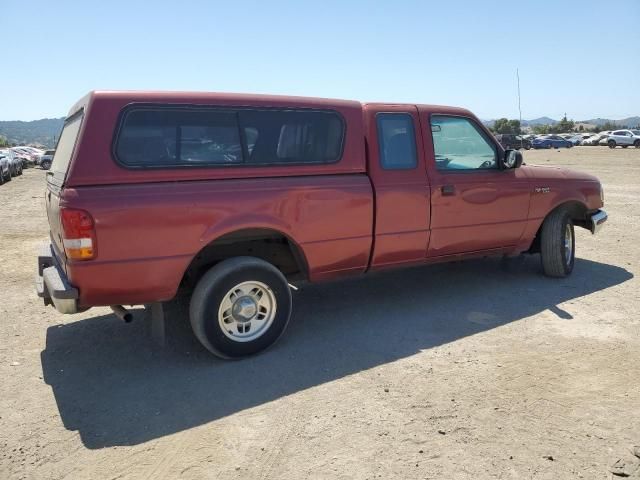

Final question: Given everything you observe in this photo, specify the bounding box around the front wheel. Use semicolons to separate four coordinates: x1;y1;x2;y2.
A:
608;140;616;149
189;256;292;359
634;140;640;148
41;160;51;170
547;143;552;149
540;209;575;278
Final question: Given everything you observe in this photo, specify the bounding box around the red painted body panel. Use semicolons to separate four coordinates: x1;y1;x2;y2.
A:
49;92;603;308
62;175;373;306
364;104;431;269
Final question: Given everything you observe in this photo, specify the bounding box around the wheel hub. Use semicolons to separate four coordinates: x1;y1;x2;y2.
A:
231;296;258;322
218;281;277;342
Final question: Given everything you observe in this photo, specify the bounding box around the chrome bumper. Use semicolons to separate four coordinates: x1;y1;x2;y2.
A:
590;210;608;235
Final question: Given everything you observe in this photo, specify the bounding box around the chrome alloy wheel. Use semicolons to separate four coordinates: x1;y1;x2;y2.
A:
218;281;277;342
564;223;573;266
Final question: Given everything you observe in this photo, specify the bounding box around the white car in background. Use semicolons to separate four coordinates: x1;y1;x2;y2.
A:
606;130;640;148
582;134;604;145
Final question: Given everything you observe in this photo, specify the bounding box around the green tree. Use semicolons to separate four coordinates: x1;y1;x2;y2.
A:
493;118;521;134
555;115;575;133
533;124;550;134
599;121;618;131
0;136;9;147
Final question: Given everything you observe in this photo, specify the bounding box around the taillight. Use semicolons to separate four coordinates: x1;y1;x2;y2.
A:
60;208;97;260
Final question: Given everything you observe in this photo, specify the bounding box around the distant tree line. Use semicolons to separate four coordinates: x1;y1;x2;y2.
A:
491;116;638;135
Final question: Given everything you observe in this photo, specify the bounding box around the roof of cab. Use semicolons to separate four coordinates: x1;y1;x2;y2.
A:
68;91;473;118
69;90;362;117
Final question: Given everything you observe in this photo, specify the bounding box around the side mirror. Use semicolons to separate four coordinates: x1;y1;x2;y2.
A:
503;149;523;169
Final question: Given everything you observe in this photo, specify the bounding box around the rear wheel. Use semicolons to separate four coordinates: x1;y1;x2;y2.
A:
634;140;640;148
540;209;575;278
189;256;292;359
41;160;51;170
608;140;616;149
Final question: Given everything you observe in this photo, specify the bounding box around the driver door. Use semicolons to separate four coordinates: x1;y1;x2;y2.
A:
421;113;531;257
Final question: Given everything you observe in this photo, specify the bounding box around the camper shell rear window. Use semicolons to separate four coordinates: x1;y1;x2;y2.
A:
50;111;83;177
113;105;345;168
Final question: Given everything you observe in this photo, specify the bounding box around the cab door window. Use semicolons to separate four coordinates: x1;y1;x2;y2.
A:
431;115;498;171
376;113;418;170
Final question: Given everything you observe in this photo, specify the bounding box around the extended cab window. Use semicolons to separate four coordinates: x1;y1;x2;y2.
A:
115;107;344;167
376;113;417;170
430;115;497;171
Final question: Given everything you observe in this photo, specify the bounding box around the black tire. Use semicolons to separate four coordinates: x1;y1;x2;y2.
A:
189;256;292;359
547;143;552;149
634;140;640;148
0;169;4;185
608;140;616;149
540;209;575;278
41;160;51;170
524;145;531;150
622;145;628;149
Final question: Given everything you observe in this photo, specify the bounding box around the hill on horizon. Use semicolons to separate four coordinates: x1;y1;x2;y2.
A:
0;118;64;147
483;116;640;129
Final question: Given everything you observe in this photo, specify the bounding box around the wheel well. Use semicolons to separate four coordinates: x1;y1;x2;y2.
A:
181;229;308;287
528;201;589;253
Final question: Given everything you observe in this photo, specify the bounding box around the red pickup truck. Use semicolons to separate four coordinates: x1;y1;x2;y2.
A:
36;91;607;358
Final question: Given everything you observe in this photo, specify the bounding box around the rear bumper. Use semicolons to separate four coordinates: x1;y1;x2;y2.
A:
35;243;80;314
590;209;607;235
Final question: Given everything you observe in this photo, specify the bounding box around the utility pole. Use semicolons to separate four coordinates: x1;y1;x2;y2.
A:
517;68;522;127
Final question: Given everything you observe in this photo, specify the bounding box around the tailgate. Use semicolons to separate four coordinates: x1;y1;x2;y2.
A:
45;112;84;269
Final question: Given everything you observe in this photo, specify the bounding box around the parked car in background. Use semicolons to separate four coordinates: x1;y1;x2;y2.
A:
532;135;573;149
606;130;640;148
567;135;585;146
12;147;37;166
0;153;11;184
494;134;531;150
39;150;55;169
596;132;613;146
581;134;603;146
0;149;23;176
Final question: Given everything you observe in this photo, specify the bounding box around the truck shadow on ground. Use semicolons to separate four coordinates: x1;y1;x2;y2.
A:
41;256;632;449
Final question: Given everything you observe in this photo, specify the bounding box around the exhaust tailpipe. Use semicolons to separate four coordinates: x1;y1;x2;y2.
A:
111;305;133;323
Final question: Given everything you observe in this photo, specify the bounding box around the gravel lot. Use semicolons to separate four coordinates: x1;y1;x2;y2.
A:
1;147;638;480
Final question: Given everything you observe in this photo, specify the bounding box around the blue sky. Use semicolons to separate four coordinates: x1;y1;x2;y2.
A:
2;0;639;121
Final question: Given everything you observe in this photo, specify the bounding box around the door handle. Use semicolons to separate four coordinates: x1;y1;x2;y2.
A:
441;185;456;196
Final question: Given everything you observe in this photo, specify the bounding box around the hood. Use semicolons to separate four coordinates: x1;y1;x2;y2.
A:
521;164;599;182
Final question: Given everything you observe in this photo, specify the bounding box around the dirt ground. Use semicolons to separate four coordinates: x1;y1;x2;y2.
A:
1;146;638;480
